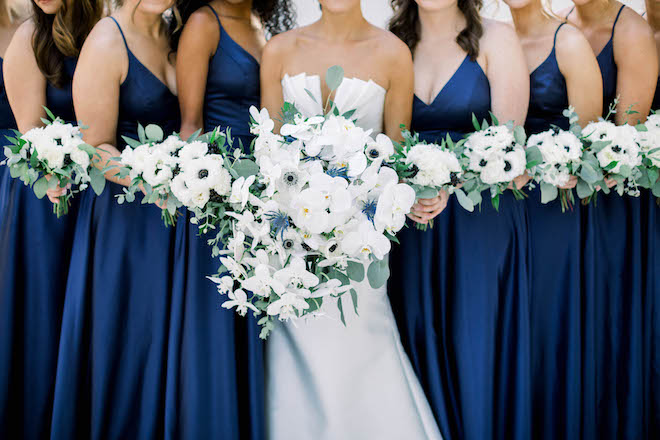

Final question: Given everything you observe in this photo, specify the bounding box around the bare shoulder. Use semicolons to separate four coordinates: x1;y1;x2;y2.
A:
183;6;219;33
79;17;125;61
369;26;412;63
481;19;520;50
615;6;655;44
555;22;592;53
263;27;301;59
10;19;35;49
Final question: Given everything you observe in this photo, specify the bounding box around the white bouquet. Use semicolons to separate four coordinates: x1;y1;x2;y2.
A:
456;116;528;211
582;120;643;198
525;119;583;210
114;124;185;226
2;109;105;217
391;129;463;229
207;71;415;338
636;112;660;197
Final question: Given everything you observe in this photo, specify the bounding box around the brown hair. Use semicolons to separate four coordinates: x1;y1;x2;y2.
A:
32;0;105;88
389;0;484;59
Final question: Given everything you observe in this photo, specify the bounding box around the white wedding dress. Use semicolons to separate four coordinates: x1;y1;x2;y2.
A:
266;73;443;440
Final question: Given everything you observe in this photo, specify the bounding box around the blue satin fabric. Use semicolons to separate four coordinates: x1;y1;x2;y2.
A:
524;23;584;439
390;58;532;440
49;18;184;438
203;5;260;136
581;6;646;438
171;8;264;437
0;57;81;439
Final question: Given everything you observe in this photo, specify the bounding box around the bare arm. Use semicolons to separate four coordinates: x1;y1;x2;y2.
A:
72;18;128;186
260;34;286;131
483;20;530;127
383;37;414;142
176;8;218;139
556;24;603;126
3;21;48;132
613;11;658;125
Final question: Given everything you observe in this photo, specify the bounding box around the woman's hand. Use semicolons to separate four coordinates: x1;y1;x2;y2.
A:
407;190;449;225
558;175;578;190
509;172;532;191
45;175;69;204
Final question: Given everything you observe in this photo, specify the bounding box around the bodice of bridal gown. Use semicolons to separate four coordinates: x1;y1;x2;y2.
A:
266;73;443;440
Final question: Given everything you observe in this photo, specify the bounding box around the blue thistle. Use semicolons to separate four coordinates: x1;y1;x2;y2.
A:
265;210;290;241
361;200;377;226
326;166;349;179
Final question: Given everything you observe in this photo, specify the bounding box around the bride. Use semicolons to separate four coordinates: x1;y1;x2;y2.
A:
260;1;444;439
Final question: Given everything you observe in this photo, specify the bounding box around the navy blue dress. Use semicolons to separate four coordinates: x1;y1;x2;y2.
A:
568;5;646;438
49;18;183;439
0;56;81;439
169;6;264;439
389;56;532;440
524;23;584;440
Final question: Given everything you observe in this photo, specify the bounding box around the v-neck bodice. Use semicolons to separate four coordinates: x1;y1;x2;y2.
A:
411;55;491;143
110;17;180;147
203;5;260;136
526;23;570;134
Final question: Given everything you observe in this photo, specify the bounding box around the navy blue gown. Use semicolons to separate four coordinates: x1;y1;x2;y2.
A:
168;5;264;439
568;5;646;438
389;56;532;440
524;23;585;440
0;56;81;439
49;18;183;439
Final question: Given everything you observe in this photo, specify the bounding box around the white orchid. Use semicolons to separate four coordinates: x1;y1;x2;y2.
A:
241;264;285;298
374;182;416;234
266;292;310;321
222;289;259;317
274;257;320;289
207;275;234;295
341;221;391;261
229;175;255;208
249;106;275;136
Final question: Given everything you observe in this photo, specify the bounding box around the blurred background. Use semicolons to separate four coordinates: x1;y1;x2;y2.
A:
292;0;647;27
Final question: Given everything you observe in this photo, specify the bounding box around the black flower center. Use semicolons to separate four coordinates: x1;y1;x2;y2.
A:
283;239;294;249
505;145;514;153
449;172;460;186
564;145;571;152
328;244;338;253
504;161;512;172
368;148;380;159
198;169;209;179
479;159;488;167
301;243;312;252
612;146;622;153
283;172;298;186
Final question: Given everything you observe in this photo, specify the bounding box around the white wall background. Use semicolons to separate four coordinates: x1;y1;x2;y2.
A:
292;0;646;28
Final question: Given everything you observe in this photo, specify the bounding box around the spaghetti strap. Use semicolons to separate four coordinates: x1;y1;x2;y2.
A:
109;17;129;51
204;4;222;29
612;5;626;39
553;22;567;48
565;6;575;20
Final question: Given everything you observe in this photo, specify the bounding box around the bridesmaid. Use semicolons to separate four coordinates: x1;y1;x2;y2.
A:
387;1;532;439
506;0;602;438
561;2;658;438
48;1;182;437
172;1;293;438
0;1;102;438
644;1;660;436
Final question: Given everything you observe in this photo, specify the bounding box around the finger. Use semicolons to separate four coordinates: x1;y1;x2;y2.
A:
417;197;440;206
412;204;440;214
407;213;428;225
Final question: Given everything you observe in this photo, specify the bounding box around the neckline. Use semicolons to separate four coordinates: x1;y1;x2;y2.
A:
125;50;177;97
282;72;386;93
596;38;614;60
218;18;260;67
530;48;556;76
414;55;488;108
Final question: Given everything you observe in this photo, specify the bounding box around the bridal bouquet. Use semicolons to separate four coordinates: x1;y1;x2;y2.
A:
582;120;643;198
391;129;463;228
2;109;105;216
207;97;415;338
114;125;187;226
636;113;660;197
456;116;527;211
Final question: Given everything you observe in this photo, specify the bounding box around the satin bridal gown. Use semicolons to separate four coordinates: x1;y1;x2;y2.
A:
266;73;443;440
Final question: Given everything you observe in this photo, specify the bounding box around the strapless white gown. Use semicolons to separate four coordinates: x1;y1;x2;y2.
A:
266;73;443;440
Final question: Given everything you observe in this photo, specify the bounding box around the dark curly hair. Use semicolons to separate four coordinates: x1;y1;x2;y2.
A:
171;0;296;51
389;0;483;59
31;0;105;88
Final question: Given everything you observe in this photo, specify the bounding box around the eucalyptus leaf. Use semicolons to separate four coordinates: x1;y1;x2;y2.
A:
580;163;600;184
145;124;164;142
232;159;259;177
138;124;146;143
540;182;558;204
78;143;96;156
576;180;593;199
43;106;56;121
350;288;359;317
525;145;543;168
513;125;527;146
367;258;390;289
454;188;474;212
325;65;344;92
89;166;106;195
122;136;143;149
33;177;49;199
337;297;346;326
346;261;365;282
415;186;439;199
